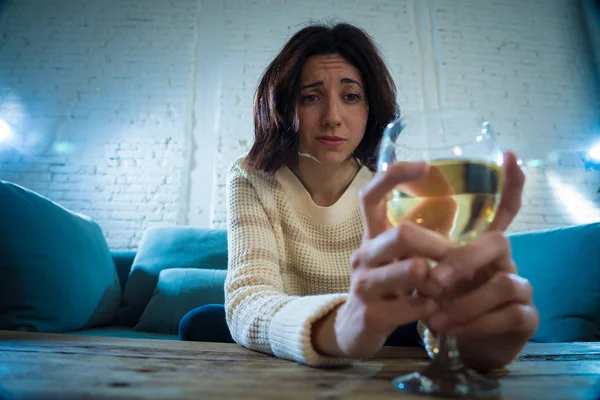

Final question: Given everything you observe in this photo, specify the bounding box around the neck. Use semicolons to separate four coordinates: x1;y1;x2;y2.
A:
289;157;360;207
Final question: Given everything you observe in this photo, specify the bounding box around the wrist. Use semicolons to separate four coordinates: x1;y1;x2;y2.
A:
334;301;388;358
311;304;345;357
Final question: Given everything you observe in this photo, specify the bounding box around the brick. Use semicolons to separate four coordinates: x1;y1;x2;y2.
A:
146;213;164;222
111;211;138;221
52;174;69;183
92;202;139;211
62;191;110;202
0;172;21;182
100;220;140;232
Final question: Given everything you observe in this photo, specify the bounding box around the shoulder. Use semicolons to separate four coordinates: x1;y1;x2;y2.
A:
227;153;249;178
226;153;278;193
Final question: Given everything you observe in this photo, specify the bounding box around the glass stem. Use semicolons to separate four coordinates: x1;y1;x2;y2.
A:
432;333;464;371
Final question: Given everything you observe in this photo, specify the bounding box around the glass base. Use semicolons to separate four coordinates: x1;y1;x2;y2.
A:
392;363;500;398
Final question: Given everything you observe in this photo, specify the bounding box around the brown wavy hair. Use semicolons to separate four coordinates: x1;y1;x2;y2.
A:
244;22;398;174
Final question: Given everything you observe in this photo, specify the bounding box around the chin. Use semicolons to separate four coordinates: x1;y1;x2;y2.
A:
313;151;353;166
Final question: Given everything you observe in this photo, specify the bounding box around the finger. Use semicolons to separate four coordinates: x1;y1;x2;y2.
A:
359;221;453;268
359;161;428;239
488;151;525;232
449;304;539;339
352;258;443;299
432;231;516;288
427;273;533;332
381;296;440;326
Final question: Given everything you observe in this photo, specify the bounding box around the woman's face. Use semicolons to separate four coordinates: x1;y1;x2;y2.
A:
296;54;368;167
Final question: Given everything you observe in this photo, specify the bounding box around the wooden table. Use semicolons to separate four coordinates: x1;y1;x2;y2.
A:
0;331;599;400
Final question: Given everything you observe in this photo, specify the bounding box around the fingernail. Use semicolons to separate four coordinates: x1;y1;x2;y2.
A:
429;312;448;331
405;162;427;177
433;264;453;282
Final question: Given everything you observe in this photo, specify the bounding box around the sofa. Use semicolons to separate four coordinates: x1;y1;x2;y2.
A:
67;250;182;341
1;179;600;344
0;180;230;341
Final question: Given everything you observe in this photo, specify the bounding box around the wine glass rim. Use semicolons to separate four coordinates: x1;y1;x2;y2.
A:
398;109;487;119
385;109;494;152
390;135;492;152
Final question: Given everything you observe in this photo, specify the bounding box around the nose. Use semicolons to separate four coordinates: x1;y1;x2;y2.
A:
322;97;342;128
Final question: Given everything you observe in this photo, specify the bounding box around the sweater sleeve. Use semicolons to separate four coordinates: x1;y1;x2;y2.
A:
224;163;351;367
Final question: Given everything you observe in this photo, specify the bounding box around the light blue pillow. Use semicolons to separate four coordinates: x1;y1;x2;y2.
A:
135;268;227;334
509;222;600;342
0;181;121;332
117;226;228;325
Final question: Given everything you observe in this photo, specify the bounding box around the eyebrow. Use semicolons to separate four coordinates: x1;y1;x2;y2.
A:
300;77;363;91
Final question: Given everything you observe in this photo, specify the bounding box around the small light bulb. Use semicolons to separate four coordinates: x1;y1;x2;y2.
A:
588;143;600;162
0;119;12;143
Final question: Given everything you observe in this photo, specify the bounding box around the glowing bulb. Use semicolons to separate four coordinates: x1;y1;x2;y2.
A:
0;119;12;143
53;140;75;154
588;143;600;162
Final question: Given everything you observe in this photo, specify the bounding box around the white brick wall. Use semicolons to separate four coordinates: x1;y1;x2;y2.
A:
0;0;598;250
0;0;199;249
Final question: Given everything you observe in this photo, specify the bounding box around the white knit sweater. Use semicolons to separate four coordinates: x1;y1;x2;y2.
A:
224;155;430;366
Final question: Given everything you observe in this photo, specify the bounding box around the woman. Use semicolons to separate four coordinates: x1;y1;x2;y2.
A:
182;22;539;370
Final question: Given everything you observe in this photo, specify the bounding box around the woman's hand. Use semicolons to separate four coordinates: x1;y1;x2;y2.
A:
427;231;539;370
313;161;453;358
426;152;539;371
334;222;451;358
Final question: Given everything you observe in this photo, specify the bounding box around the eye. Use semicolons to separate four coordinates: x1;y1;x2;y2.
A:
300;94;318;103
345;93;361;102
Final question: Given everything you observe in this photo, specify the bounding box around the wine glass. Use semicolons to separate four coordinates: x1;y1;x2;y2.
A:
378;110;504;397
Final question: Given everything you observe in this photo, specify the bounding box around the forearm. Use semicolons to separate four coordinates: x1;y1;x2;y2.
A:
225;289;291;354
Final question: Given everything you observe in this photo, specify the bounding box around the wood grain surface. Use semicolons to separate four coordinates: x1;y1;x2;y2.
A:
1;331;598;400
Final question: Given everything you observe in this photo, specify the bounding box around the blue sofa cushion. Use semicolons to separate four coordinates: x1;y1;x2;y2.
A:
0;181;121;332
117;226;228;325
509;222;600;342
136;268;227;334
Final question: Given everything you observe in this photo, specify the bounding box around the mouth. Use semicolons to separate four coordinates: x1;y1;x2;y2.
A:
316;136;346;148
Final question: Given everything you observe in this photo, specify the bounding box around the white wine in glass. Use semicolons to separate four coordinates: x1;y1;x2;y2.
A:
378;110;504;397
386;159;503;245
